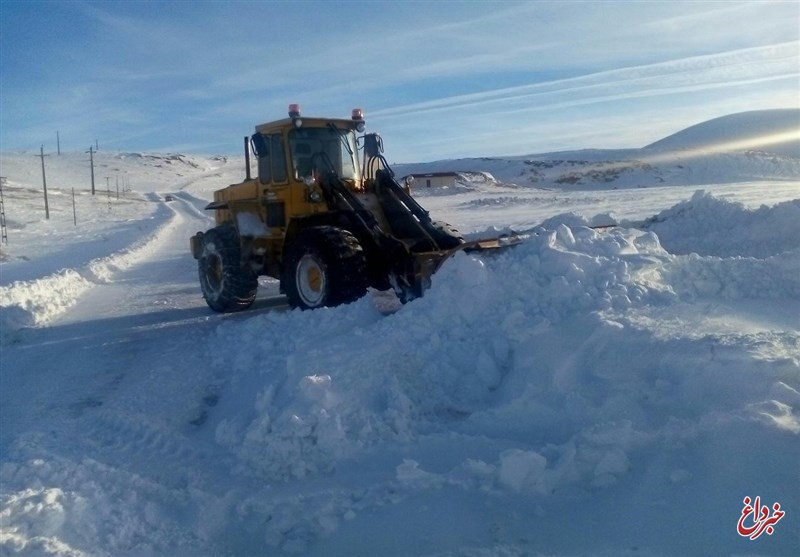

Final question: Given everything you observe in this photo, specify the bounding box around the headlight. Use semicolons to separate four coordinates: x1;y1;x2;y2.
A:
352;108;365;132
289;104;302;127
309;190;322;202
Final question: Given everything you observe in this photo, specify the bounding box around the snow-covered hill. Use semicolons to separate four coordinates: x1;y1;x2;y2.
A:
395;108;800;189
0;150;235;199
646;109;800;157
1;111;799;556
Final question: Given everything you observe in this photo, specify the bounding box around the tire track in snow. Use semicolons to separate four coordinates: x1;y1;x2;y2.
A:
1;193;234;556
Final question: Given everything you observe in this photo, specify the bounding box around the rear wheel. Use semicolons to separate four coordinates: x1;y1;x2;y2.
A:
198;225;257;312
282;226;368;310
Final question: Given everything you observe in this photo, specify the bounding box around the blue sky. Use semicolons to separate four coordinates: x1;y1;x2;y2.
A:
1;0;798;162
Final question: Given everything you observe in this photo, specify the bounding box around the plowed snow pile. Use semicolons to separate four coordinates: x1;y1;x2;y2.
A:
1;166;798;556
193;192;798;555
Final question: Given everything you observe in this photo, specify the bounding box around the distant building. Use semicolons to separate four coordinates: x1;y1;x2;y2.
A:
401;172;459;189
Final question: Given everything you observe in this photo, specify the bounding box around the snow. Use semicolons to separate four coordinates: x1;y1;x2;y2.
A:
395;109;800;191
1;112;799;556
645;109;800;157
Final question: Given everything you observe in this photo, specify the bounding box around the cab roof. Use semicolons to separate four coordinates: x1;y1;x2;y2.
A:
255;116;360;134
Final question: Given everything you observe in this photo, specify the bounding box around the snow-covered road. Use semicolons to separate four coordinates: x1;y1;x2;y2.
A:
0;190;290;555
2;193;209;444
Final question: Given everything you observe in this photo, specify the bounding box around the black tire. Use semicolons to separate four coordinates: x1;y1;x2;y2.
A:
198;225;257;312
282;226;368;310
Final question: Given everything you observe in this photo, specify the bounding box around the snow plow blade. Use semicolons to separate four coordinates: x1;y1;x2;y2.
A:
402;234;526;302
461;235;526;252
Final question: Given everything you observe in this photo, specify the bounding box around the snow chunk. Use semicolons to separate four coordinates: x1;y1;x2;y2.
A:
747;400;800;433
396;459;442;487
498;449;548;493
236;211;269;236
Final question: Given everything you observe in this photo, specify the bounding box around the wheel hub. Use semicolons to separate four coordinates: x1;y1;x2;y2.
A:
296;254;326;307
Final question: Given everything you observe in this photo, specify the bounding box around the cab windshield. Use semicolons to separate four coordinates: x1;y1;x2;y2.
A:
289;126;360;181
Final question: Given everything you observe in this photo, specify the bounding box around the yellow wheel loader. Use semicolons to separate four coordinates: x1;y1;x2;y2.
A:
190;104;518;311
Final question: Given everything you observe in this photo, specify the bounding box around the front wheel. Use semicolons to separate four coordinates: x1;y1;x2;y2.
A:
198;225;257;312
282;226;368;310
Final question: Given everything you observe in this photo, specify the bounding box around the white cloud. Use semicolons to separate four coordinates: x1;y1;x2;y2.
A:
372;42;799;120
2;1;798;159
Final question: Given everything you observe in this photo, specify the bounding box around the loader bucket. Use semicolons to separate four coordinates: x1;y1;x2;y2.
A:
404;234;526;301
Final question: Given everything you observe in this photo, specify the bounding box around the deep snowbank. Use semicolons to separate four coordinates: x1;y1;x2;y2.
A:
642;190;800;257
0;195;176;339
197;192;799;554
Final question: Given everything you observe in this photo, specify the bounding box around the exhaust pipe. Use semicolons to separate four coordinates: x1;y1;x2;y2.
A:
244;136;251;180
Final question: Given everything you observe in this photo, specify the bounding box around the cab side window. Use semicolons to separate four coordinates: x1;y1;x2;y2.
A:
252;133;287;185
271;134;287;183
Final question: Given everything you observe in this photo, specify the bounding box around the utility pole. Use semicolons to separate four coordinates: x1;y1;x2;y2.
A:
57;131;61;155
95;139;99;151
87;146;96;194
37;145;50;219
0;176;8;244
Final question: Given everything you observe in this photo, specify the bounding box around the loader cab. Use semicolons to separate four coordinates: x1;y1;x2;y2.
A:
288;126;360;183
252;105;364;190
